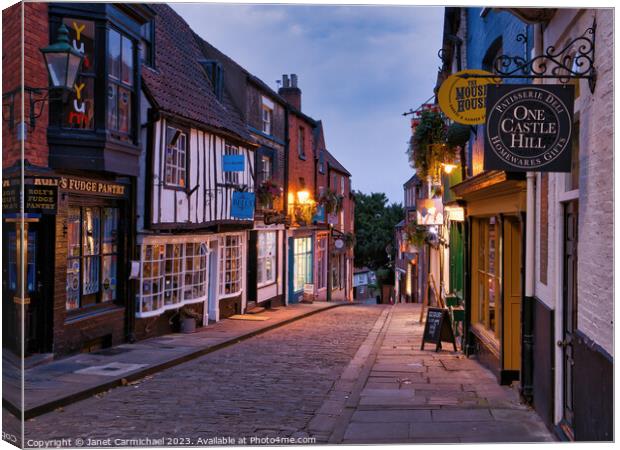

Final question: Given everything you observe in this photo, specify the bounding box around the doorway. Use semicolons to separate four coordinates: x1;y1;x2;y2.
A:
2;218;54;355
560;200;578;440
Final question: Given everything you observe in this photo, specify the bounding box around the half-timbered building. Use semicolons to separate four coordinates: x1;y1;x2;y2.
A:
193;37;288;312
135;5;256;337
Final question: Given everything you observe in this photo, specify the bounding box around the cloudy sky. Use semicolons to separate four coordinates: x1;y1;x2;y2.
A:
173;3;444;204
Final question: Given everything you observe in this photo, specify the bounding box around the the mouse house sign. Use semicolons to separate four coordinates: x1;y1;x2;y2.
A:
484;84;574;172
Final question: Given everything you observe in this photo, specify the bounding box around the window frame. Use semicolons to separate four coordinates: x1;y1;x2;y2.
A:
316;235;328;290
164;125;189;190
66;203;121;312
297;126;306;159
136;237;210;318
257;231;277;287
218;234;244;298
293;237;313;293
224;142;241;186
106;25;137;142
261;96;274;135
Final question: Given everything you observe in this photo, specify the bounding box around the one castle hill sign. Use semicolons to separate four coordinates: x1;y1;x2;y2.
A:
484;84;574;172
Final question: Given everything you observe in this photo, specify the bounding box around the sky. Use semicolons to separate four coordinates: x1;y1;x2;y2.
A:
173;3;444;204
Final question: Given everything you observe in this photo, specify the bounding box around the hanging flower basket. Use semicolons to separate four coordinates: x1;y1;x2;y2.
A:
293;203;317;226
344;232;356;249
318;189;344;215
405;221;430;247
255;180;282;209
446;122;471;150
410;109;450;179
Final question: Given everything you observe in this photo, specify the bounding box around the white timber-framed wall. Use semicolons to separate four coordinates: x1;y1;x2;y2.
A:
137;101;255;323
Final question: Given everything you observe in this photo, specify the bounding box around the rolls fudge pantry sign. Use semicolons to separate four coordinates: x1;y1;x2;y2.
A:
485;84;574;172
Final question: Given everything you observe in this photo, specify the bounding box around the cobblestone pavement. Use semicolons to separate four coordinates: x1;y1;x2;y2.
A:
6;305;385;447
338;303;556;444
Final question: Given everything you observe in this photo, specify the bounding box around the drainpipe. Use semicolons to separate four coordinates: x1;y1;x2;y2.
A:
283;106;290;305
521;22;544;403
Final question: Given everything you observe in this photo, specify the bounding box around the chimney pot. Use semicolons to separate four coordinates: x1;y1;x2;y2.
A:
291;74;298;88
282;74;290;88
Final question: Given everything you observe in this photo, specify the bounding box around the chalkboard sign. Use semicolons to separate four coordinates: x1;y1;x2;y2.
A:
421;307;457;352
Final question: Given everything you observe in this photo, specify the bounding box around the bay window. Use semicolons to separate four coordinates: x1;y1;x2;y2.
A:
219;234;243;296
107;28;135;141
293;237;313;292
136;238;209;318
257;232;276;286
66;206;119;310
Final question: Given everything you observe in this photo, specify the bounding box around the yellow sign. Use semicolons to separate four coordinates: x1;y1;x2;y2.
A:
438;70;498;125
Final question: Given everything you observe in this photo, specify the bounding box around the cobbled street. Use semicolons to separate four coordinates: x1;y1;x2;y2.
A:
9;305;384;446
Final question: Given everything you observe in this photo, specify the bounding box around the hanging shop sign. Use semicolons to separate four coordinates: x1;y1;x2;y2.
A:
416;198;444;226
222;154;245;172
445;205;465;222
231;191;255;219
484;84;574;172
438;70;498;125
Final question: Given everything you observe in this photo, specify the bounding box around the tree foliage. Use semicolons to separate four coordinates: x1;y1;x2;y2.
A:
353;191;404;271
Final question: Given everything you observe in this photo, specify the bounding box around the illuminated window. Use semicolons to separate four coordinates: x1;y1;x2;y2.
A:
257;232;277;286
316;236;328;290
293;237;312;292
219;234;243;296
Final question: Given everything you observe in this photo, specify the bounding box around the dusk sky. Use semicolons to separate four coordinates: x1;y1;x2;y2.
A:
173;3;444;204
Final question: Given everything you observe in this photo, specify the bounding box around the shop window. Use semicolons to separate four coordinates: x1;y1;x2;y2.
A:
66;206;119;310
219;235;242;296
293;237;312;292
224;143;240;185
164;126;187;188
136;240;209;318
316;235;328;290
62;19;96;130
474;217;500;339
107;28;135;141
257;231;276;286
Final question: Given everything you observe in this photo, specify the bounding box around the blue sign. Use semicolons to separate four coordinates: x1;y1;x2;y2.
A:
231;191;255;220
313;205;326;223
222;154;245;172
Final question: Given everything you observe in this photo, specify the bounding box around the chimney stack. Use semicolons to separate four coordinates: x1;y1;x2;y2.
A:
278;73;302;111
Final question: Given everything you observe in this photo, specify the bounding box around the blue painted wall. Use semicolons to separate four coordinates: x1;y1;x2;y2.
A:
464;8;533;174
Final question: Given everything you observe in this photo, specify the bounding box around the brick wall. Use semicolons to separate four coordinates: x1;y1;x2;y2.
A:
571;9;613;356
2;2;49;169
286;112;315;201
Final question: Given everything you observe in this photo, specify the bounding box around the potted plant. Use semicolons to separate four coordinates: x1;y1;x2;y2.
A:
293;203;317;226
177;306;202;334
255;180;282;210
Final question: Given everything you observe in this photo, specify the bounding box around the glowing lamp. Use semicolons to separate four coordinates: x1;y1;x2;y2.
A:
297;190;310;204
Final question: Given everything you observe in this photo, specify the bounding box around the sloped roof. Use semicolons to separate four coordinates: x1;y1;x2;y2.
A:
324;149;351;177
404;173;421;187
141;4;250;142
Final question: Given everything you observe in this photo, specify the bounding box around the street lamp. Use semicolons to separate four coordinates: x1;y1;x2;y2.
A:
40;24;84;95
3;23;84;132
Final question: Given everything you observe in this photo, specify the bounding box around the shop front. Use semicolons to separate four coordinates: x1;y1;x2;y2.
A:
288;233;314;304
2;171;133;357
453;171;526;384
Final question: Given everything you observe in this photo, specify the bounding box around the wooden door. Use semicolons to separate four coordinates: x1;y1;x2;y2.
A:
502;217;522;371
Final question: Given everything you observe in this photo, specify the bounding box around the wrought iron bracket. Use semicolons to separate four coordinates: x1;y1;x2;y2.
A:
458;20;597;93
2;86;70;130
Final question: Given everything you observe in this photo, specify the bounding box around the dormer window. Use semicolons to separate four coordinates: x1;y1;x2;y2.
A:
200;60;223;101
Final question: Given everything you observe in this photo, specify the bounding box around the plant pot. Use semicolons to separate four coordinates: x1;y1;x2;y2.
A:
180;317;196;334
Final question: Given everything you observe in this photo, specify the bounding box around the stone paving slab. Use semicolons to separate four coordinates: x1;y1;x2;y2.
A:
338;303;556;444
3;302;344;419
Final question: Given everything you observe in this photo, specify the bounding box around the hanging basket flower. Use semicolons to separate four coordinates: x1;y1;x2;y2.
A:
405;221;430;247
255;180;282;209
411;109;449;179
446;122;471;150
318;189;344;215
